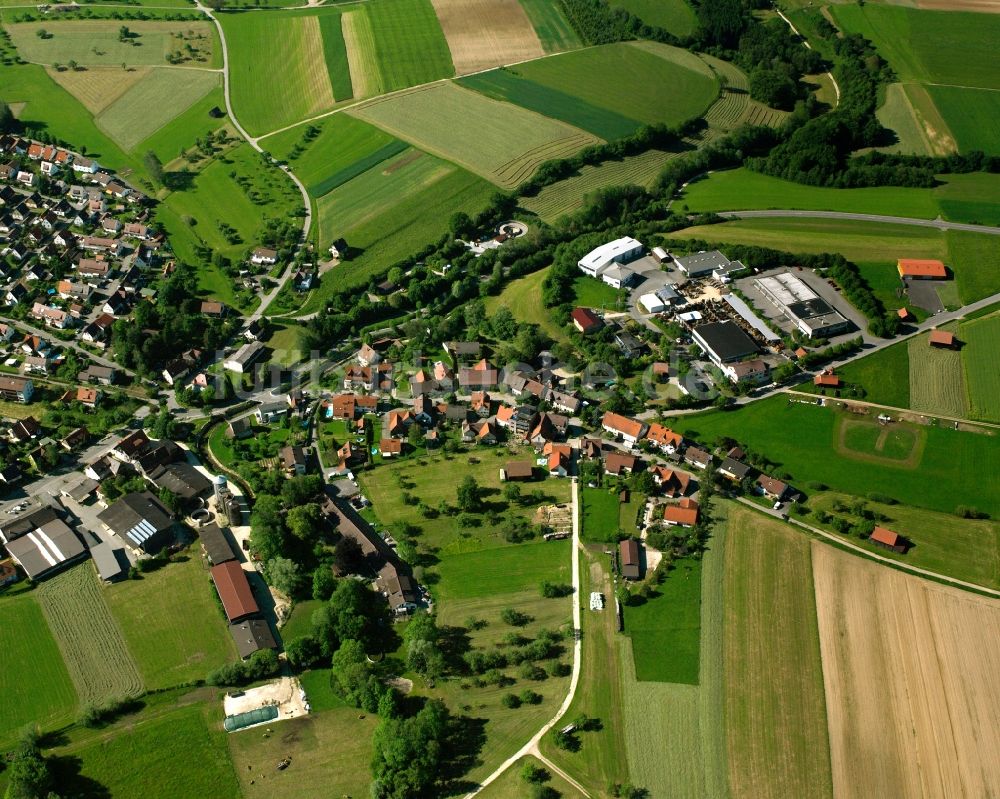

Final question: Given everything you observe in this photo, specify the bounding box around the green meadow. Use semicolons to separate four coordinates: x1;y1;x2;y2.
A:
609;0;697;35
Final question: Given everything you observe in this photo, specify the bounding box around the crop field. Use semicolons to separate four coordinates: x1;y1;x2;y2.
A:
960;311;1000;421
96;68;219;151
142;85;227;164
56;702;241;799
35;565;144;705
724;505;832;799
221;11;335;136
697;53;790;131
460;67;642;140
351;82;600;189
317;12;353;101
610;0;697;35
517;0;581;52
927;84;1000;153
514;42;718;129
262;113;403;196
228;705;375;799
105;555;236;690
907;326;969;419
7;20;218;67
813;543;1000;799
876;82;953;156
671;396;1000;517
934;172;1000;226
521;147;682;221
46;65;151;115
806;491;998;590
0;591;78;744
484;267;570;344
431;0;544;74
624;558;702;683
364;0;454;90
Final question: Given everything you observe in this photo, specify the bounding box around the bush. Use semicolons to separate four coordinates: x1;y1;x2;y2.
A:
500;608;533;627
521;762;550;783
866;493;897;505
501;693;522;709
519;689;543;705
540;581;574;598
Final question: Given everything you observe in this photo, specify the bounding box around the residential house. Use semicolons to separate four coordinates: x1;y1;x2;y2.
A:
0;376;34;403
814;370;840;388
601;412;648;447
645;423;683;454
250;247;277;266
605;452;639;476
683;446;712;470
717;457;750;483
663;498;699;527
756;475;792;501
200;300;226;318
649;466;691;497
571;307;604;335
379;438;403;458
458;359;499;391
470;391;491;417
9;416;41;443
357;342;381;367
110;429;151;464
255;401;287;425
280;446;307;476
723;358;770;385
227;417;253;440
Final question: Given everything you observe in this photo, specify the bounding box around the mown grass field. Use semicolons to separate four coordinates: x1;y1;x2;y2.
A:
537;550;630;794
221;11;335;136
610;0;697;35
670;396;1000;517
512;41;718;130
351;81;599;189
573;274;622;308
317;11;353;101
105;554;237;690
517;0;581;52
479;755;586;798
0;590;78;745
484;267;570;345
96;68;219;151
435;539;571;602
263;113;404;196
53;701;241;799
36;565;145;705
876;82;955;157
907;324;968;419
927;85;1000;154
361;0;454;92
580;485;620;543
960;311;1000;422
143;85;228;164
724;505;832;799
228;704;376;799
624;558;702;683
7;19;219;67
46;64;150;114
807;491;999;591
826;340;910;408
520;147;682;221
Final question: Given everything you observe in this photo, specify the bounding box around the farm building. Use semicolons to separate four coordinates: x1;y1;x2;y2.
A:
502;461;534;482
692;322;759;366
90;541;127;582
199;523;238;566
929;330;956;348
98;492;175;555
753;272;853;338
619;538;644;580
870;526;906;553
223;341;265;374
211;560;259;623
577;237;644;279
230;619;278;659
722;294;781;343
145;462;212;502
897;259;947;279
0;504;86;581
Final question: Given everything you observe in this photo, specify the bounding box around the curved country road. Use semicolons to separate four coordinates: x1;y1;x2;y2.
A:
464;478;589;798
716;209;1000;235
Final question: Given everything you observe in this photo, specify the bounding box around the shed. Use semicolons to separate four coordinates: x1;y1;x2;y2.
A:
619;538;643;581
870;526;906;553
502;461;534;481
928;330;955;348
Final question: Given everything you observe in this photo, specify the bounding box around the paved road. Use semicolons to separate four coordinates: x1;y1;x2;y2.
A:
1;315;137;379
465;478;588;798
736;497;1000;597
716;209;1000;235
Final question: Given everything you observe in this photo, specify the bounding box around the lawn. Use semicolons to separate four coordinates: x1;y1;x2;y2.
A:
960;311;1000;423
572;274;621;309
484;267;570;345
266;321;307;366
512;41;718;131
35;564;145;705
350;81;600;189
96;68;219;151
0;591;78;745
537;549;629;794
227;705;376;799
580;485;621;543
434;539;570;602
670;396;1000;517
517;0;581;52
723;504;832;799
279;598;323;642
52;702;241;799
104;553;237;690
806;492;999;591
609;0;697;35
220;10;336;136
7;19;219;67
296;669;344;712
520;147;684;222
624;558;702;683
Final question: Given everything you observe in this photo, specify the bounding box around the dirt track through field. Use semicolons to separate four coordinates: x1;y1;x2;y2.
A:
812;543;1000;799
430;0;544;75
915;0;1000;11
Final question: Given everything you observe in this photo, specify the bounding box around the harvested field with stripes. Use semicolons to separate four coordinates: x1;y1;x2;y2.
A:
36;565;145;705
46;65;151;115
813;543;1000;799
350;81;600;189
430;0;543;74
907;324;968;419
698;53;789;131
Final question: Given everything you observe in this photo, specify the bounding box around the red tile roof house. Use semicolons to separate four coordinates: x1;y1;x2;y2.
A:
645;423;683;454
649;466;691;497
814;370;840;388
869;526;907;553
571;307;604;335
601;412;648;446
756;475;792;501
663;497;699;527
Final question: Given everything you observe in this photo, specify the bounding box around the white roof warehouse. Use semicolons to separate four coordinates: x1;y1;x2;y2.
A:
577;237;644;282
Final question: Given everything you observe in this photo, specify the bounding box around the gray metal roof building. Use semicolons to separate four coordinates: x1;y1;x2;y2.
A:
692;321;760;365
146;462;212;500
3;505;86;581
199;522;237;565
90;541;127;582
98;491;174;554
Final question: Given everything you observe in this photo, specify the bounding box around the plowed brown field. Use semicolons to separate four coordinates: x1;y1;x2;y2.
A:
430;0;544;74
813;543;1000;799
